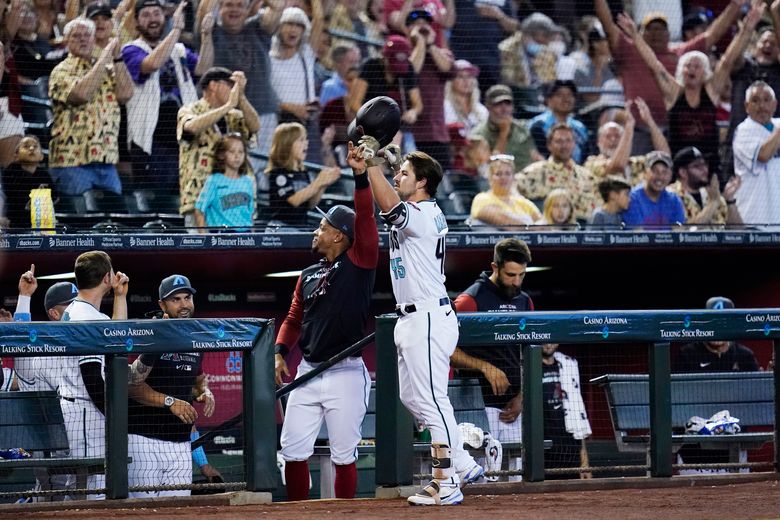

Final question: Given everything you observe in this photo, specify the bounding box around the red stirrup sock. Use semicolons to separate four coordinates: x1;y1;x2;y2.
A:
285;460;310;501
334;462;358;499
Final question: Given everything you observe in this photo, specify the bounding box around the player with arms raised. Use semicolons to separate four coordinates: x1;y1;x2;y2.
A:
355;101;476;505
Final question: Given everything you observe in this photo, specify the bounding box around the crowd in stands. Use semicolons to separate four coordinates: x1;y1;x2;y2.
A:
1;0;780;232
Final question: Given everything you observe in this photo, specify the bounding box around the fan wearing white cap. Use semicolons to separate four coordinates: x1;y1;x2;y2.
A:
269;5;325;162
274;135;378;501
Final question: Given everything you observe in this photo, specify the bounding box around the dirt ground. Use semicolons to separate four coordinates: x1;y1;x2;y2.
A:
10;480;780;520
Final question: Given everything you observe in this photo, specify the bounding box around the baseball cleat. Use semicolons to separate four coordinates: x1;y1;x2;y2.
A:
407;477;463;506
458;463;485;487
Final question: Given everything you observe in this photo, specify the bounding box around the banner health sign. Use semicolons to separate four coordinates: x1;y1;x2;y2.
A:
456;310;780;347
0;318;269;357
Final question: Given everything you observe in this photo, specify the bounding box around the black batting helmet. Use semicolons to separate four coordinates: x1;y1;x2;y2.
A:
347;96;401;148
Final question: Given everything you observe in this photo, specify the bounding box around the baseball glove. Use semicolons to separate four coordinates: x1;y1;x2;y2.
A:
381;144;403;172
358;135;384;166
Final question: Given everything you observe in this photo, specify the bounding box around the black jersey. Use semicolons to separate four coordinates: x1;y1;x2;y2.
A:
127;352;203;443
455;271;533;409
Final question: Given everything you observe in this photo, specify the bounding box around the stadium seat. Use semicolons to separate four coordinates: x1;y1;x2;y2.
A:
439;173;483;196
132;190;180;215
20;77;53;148
447;190;476;215
55;194;88;215
91;220;129;233
83;189;128;214
141;219;186;233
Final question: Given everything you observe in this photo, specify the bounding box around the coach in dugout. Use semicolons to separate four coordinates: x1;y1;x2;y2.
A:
273;141;378;501
126;274;215;498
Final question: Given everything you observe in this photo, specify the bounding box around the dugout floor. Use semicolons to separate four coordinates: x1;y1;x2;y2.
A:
6;476;780;520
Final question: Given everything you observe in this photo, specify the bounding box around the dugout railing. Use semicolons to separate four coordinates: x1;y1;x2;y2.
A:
374;309;780;488
0;318;277;500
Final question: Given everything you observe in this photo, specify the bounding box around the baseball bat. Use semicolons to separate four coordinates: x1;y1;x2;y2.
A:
191;332;376;450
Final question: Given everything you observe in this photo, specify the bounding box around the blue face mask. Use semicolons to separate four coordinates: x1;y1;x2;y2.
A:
526;41;543;57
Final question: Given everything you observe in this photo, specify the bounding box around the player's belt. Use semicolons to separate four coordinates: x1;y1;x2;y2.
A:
395;297;450;316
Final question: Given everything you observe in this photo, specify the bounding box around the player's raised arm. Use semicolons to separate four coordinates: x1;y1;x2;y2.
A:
346;141;380;269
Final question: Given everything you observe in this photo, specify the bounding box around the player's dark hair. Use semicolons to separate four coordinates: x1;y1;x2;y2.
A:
212;133;250;176
404;150;443;197
494;238;531;267
74;250;112;290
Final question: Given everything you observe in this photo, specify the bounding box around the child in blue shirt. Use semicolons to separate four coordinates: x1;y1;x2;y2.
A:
194;134;255;230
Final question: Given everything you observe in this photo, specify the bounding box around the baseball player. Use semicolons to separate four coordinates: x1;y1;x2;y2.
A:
358;137;474;506
274;143;378;501
451;238;534;480
60;250;130;499
8;265;111;497
11;265;78;390
125;274;215;498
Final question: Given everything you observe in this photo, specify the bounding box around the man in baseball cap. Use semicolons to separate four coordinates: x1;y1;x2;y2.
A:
669;146;742;225
382;35;412;76
674;296;759;372
44;281;79;320
529;80;588;162
123;0;214;197
274;129;379;501
8;266;79;392
158;274;197;302
472;84;540;172
85;1;118;56
316;205;355;243
622;150;685;227
126;273;219;498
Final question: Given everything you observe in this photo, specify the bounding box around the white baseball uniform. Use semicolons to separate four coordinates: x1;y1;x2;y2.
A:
381;199;473;479
60;299;109;499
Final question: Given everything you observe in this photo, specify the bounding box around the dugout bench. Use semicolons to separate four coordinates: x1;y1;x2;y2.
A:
0;391;105;500
591;372;775;470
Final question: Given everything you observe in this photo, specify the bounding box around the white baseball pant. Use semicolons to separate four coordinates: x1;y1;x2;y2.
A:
395;299;473;474
59;398;105;500
127;434;192;498
281;356;371;465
